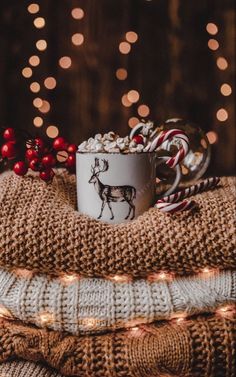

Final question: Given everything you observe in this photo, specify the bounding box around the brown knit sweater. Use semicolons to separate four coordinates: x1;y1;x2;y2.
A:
0;171;235;277
0;315;235;377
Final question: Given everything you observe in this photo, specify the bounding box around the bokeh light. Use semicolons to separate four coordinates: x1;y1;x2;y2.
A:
125;31;138;43
128;117;139;128
33;17;45;29
33;116;43;127
206;23;218;35
44;77;57;90
138;104;150;117
216;57;228;70
71;8;84;19
127;90;140;103
29;55;40;67
59;56;72;69
216;108;228;121
33;97;43;108
71;33;84;46
36;39;47;51
46;125;59;138
208;39;219;50
121;94;132;107
39;100;50;113
27;3;39;14
220;83;232;96
22;67;32;78
116;68;128;80
206;131;218;144
30;82;40;93
119;42;131;54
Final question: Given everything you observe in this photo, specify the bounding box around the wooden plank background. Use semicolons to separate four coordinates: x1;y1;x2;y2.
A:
0;0;235;175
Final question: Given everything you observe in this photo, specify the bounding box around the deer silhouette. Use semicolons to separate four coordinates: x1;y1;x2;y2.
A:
89;158;136;220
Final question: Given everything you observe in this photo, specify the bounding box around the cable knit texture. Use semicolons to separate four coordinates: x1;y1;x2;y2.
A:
0;171;235;277
0;361;62;377
0;268;235;335
0;315;235;377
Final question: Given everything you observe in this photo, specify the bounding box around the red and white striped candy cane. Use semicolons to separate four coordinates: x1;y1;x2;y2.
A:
147;129;189;168
155;177;220;214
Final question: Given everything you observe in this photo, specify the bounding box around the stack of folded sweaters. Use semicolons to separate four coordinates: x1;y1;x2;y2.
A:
0;170;235;377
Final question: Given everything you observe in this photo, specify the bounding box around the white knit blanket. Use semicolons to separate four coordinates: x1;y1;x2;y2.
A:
0;268;235;335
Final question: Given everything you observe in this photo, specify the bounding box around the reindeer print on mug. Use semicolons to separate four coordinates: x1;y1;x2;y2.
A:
88;158;136;221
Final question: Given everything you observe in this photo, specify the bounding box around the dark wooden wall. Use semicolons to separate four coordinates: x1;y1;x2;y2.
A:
0;0;235;174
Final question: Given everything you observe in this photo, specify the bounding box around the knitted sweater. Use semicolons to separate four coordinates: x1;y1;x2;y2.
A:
0;361;62;377
0;315;235;377
0;171;235;277
0;268;235;335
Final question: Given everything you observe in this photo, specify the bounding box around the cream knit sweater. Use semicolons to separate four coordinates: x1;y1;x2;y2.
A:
0;361;62;377
0;268;235;335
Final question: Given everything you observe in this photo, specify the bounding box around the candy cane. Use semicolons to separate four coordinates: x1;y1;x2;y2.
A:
155;177;220;214
147;129;189;168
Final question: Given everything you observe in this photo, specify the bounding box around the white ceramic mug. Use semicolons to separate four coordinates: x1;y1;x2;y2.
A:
76;152;181;224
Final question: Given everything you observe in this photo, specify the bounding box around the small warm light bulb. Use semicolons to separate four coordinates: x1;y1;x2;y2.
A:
29;55;40;67
0;305;12;319
206;131;218;145
38;100;50;114
71;33;84;46
116;68;128;80
59;56;72;69
125;31;138;43
119;41;131;54
22;67;33;78
208;39;219;51
127;90;140;103
216;57;228;70
159;272;167;280
36;39;47;51
39;311;54;325
46;125;59;138
71;8;84;19
30;81;40;93
33;116;43;127
216;108;228;122
33;97;43;108
109;275;131;283
206;23;218;35
28;3;39;14
216;305;235;318
220;83;232;96
138;104;150;117
60;274;78;284
82;317;98;329
34;17;45;29
44;77;57;90
13;268;33;279
128;117;139;128
121;94;132;107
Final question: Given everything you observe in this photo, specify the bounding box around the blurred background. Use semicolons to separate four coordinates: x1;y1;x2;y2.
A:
0;0;235;175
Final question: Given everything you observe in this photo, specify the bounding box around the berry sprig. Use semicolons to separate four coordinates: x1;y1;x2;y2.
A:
0;128;77;182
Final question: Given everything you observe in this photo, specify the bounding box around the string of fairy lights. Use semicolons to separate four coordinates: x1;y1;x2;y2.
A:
0;266;235;334
206;21;232;145
21;3;85;139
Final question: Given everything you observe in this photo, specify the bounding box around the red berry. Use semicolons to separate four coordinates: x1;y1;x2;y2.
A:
1;142;17;159
66;154;76;168
13;161;28;176
3;128;16;141
25;148;38;160
29;158;41;171
132;135;144;145
53;137;67;151
42;154;56;168
67;144;77;154
40;169;55;182
34;138;44;150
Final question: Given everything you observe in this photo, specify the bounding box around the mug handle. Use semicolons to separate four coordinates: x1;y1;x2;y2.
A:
155;156;181;197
